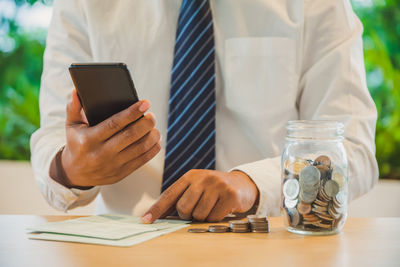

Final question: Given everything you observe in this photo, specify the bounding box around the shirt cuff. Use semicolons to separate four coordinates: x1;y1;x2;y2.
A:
35;145;100;212
230;156;282;217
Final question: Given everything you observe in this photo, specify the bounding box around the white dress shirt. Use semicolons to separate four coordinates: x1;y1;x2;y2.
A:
30;0;378;217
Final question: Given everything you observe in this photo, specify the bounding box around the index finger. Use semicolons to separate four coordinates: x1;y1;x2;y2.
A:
141;178;189;224
90;100;150;141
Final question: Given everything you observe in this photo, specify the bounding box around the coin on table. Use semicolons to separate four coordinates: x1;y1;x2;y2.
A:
229;221;249;226
188;228;208;233
299;166;321;187
324;180;340;198
251;229;269;233
313;155;331;168
250;222;269;228
208;225;229;233
231;229;250;233
247;215;267;223
229;221;249;232
283;179;300;200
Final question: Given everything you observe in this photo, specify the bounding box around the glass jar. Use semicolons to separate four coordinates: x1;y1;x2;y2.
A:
281;120;348;235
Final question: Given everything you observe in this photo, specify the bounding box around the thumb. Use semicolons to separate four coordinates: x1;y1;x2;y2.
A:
66;89;87;126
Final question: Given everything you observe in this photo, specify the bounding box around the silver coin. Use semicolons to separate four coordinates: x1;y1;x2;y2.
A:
299;190;318;203
250;224;269;229
318;187;331;201
332;169;346;189
328;204;341;219
287;208;300;227
299;166;321;187
208;225;229;233
229;221;249;226
324;180;340;197
301;182;320;193
283;179;300;200
188;228;208;233
334;191;347;206
247;215;267;223
231;229;250;233
250;222;269;226
284;198;298;209
250;227;269;230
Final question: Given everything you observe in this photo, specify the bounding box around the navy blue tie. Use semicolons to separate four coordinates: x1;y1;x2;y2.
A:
162;0;216;192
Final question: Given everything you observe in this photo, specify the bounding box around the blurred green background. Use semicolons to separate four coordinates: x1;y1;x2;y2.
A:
0;0;399;178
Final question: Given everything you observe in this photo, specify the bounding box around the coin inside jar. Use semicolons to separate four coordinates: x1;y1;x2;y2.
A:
315;165;332;181
299;166;321;187
297;201;312;215
313;155;331;168
324;180;340;198
332;168;346;189
283;179;300;200
287;159;309;176
287;208;300;227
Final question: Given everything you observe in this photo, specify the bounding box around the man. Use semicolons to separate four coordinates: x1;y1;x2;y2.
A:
31;0;378;223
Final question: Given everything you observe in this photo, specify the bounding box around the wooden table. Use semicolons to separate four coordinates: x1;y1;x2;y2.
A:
1;216;399;267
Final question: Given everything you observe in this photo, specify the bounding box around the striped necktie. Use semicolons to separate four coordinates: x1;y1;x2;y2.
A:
162;0;216;192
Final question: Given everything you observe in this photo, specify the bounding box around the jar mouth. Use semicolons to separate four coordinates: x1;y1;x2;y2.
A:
286;120;344;140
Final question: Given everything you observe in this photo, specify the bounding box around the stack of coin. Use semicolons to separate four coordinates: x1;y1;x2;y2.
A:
282;155;347;232
208;225;229;233
187;228;208;233
247;215;269;233
229;220;250;233
298;165;320;204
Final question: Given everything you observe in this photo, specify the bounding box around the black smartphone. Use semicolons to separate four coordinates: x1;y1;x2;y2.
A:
69;63;140;126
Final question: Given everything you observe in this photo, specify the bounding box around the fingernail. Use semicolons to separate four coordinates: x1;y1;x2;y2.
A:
139;101;150;112
141;213;152;224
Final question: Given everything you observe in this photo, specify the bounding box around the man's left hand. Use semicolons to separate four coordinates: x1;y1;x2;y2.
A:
141;169;259;223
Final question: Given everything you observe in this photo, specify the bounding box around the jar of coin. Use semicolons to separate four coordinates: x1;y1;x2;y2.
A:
281;120;348;235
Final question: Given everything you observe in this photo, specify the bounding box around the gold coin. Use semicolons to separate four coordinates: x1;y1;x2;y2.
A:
302;214;320;222
314;199;328;207
315;212;335;221
333;171;346;189
315;221;332;229
288;159;309;176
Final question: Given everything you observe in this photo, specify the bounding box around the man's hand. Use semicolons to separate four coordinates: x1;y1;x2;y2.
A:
50;89;161;188
141;169;259;223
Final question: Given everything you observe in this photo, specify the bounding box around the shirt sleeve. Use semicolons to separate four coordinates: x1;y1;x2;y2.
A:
232;0;378;216
30;0;100;212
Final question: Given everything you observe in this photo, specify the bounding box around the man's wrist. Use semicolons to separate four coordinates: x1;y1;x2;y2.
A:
230;170;260;213
49;146;93;190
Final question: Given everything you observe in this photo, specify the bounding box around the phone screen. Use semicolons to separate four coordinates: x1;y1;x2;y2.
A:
69;63;139;126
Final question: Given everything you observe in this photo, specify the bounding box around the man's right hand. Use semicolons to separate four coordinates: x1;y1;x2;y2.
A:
50;89;161;188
